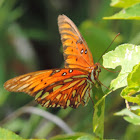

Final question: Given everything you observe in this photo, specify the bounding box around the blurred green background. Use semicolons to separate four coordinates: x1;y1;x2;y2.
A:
0;0;140;139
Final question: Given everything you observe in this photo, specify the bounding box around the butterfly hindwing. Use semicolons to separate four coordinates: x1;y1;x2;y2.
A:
58;15;94;71
4;68;91;108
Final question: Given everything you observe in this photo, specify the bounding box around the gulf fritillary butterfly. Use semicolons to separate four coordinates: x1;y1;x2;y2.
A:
4;15;101;109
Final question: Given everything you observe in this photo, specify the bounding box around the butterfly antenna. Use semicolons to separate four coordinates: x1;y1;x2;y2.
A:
99;64;120;73
97;33;120;63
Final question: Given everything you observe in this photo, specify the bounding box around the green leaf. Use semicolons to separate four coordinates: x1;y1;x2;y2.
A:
0;127;23;140
121;63;140;105
103;44;140;90
49;133;99;140
92;84;105;139
110;0;140;8
103;3;140;20
115;106;140;125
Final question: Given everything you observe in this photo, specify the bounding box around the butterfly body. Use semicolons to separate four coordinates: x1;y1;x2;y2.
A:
4;15;101;109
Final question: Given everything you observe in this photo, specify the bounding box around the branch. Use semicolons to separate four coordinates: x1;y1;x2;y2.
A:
0;106;74;134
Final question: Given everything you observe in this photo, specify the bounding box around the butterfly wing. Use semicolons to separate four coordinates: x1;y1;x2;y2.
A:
58;15;94;71
4;68;91;109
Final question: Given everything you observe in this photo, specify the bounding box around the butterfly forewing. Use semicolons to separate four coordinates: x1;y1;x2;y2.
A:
4;68;91;109
58;15;94;71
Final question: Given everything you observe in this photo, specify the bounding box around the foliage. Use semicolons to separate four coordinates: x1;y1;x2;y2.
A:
103;44;140;90
104;0;140;20
110;0;140;8
0;127;23;140
121;63;140;105
0;0;140;139
115;106;140;125
49;133;98;140
92;85;105;139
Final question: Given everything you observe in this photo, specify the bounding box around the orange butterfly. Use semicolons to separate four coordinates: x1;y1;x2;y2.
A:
4;15;101;109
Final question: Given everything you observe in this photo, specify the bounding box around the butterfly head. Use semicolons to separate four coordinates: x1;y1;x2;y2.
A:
90;63;101;83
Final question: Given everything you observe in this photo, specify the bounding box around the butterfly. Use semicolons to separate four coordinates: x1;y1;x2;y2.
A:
4;15;101;109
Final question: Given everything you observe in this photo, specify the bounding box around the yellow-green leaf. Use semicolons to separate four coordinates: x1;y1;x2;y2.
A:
103;44;140;90
49;133;99;140
103;3;140;20
121;63;140;105
111;0;140;8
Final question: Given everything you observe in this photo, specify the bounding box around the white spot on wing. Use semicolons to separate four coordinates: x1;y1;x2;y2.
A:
69;69;73;73
55;69;61;72
81;49;84;54
62;72;67;76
